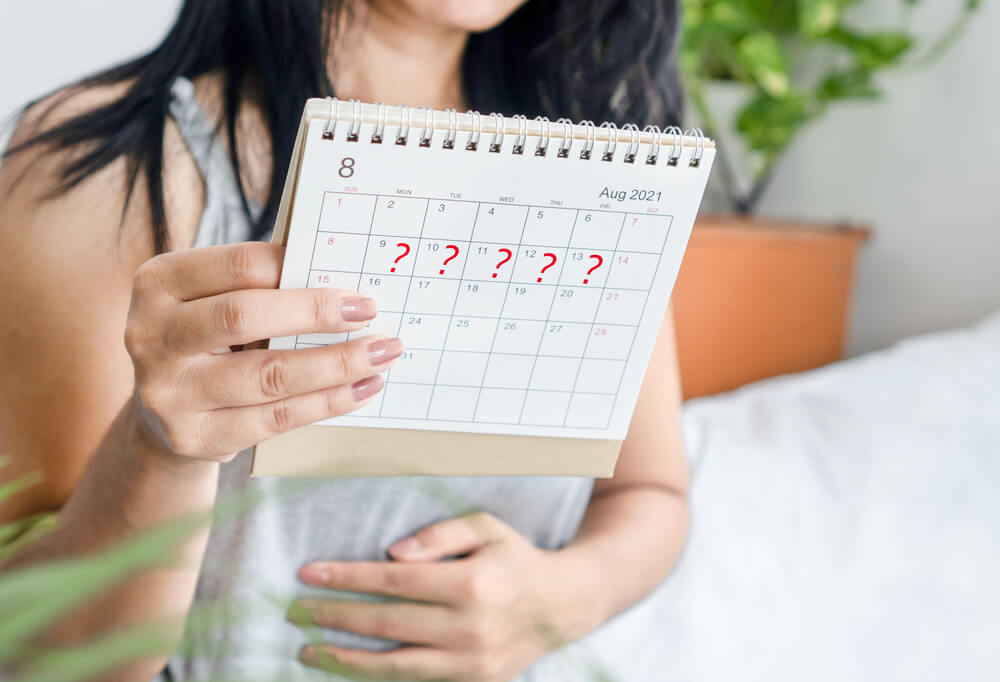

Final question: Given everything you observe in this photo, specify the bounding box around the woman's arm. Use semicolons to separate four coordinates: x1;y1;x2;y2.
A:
0;94;221;682
556;305;690;634
0;93;400;681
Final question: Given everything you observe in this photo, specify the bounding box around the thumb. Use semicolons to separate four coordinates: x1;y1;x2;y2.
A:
387;512;507;562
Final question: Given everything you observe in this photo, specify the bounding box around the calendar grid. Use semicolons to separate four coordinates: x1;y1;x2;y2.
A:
324;413;612;429
308;268;657;293
383;384;623;395
315;233;670;258
297;341;636;362
301;191;675;429
563;212;627;429
470;206;532;422
517;208;580;425
426;202;480;419
357;199;378;287
602;220;674;427
380;197;431;416
320;190;647;215
299;312;649;329
307;195;329;289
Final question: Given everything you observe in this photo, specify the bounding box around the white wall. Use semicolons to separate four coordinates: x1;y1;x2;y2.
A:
2;0;996;356
0;1;180;119
754;0;1000;355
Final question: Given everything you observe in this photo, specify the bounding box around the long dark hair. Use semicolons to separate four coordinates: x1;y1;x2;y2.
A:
5;0;683;253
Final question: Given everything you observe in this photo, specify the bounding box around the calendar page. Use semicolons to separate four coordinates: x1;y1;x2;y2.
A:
269;116;714;444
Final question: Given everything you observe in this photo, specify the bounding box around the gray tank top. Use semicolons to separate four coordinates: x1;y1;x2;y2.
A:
163;77;596;681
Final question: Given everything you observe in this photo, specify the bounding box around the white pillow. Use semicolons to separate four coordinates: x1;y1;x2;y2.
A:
536;311;1000;682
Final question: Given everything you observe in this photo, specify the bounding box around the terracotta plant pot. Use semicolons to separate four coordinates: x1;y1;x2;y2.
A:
671;214;870;400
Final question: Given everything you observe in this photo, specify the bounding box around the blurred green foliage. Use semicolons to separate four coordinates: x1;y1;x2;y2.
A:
679;0;981;212
0;462;616;681
0;457;207;682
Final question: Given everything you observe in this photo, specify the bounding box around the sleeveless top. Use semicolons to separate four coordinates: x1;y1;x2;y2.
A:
161;77;598;681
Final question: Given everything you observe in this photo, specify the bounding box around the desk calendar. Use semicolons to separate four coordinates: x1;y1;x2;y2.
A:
251;101;715;477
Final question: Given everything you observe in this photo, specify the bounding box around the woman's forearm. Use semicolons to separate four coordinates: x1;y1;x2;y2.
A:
1;400;220;681
554;485;690;640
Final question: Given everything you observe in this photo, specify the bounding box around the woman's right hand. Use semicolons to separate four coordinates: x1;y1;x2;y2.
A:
123;242;401;462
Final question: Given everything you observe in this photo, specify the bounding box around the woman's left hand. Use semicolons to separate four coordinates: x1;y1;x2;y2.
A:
290;511;600;682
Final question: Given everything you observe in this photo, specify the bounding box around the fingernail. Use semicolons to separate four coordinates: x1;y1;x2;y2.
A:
352;375;385;401
341;296;377;322
387;536;422;558
286;600;314;627
301;644;340;666
367;337;404;366
298;563;330;585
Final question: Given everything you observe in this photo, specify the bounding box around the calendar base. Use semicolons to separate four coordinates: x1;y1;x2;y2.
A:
250;427;621;478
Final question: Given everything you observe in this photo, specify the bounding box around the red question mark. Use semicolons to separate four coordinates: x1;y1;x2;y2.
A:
583;254;603;284
439;244;460;274
537;253;558;282
390;242;410;272
493;248;513;278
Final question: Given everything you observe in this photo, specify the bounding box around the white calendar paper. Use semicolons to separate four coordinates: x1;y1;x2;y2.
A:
253;103;714;477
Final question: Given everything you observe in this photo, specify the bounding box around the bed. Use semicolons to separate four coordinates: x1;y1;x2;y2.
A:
534;310;1000;681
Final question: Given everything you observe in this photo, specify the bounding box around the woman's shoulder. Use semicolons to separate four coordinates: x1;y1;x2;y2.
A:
0;80;204;518
1;78;205;255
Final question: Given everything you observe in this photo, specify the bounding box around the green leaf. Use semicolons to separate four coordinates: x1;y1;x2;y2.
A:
828;27;915;70
0;468;51;560
736;32;791;96
743;0;799;32
706;2;754;32
0;469;42;503
680;0;705;32
0;512;56;554
798;0;844;37
736;92;813;155
0;512;208;660
860;31;914;67
12;623;178;682
818;69;880;100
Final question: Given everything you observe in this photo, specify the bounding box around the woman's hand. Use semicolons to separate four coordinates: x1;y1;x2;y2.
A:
124;241;402;462
290;512;603;682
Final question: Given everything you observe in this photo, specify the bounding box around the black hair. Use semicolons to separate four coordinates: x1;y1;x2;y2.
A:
5;0;683;253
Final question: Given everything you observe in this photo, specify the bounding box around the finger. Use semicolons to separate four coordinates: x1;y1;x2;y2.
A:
289;599;454;646
387;512;508;562
140;242;285;301
168;287;377;352
300;644;458;681
195;336;403;407
298;561;465;604
201;374;385;456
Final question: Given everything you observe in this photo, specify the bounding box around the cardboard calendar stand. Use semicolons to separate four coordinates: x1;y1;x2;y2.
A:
250;101;713;478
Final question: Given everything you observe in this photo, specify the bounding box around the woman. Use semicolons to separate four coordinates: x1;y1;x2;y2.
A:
0;1;690;680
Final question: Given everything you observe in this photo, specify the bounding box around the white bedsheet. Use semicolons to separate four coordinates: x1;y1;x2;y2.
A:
538;311;1000;681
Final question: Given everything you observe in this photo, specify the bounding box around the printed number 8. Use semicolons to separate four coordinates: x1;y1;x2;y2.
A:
339;157;355;178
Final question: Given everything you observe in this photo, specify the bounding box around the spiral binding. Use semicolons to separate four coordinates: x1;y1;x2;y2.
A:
579;120;596;160
556;117;574;158
534;116;551;157
664;126;683;166
442;109;458;150
465;110;482;151
488;112;504;153
511;115;527;155
320;97;707;167
371;102;387;144
418;106;434;147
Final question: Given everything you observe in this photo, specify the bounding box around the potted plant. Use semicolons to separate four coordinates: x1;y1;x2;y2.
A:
671;0;979;398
